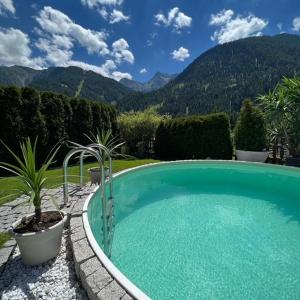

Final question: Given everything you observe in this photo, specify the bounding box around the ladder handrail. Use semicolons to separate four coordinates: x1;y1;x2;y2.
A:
86;143;114;199
63;145;114;257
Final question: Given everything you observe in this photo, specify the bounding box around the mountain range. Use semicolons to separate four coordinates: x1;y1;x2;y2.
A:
0;33;300;116
120;72;177;92
118;34;300;115
0;65;130;104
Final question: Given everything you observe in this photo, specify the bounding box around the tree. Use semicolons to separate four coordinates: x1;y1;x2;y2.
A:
69;98;93;144
117;106;170;156
234;99;266;151
21;87;47;146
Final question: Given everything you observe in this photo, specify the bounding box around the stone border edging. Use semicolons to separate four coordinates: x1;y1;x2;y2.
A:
69;191;134;300
0;239;16;272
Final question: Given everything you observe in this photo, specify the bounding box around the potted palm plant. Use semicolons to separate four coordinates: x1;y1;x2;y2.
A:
259;77;300;167
234;99;268;162
85;129;125;185
0;138;66;265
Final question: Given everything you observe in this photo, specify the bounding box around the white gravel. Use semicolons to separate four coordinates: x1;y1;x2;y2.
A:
0;229;87;300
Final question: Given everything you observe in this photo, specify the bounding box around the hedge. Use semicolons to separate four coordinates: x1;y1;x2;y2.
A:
154;113;233;160
0;86;117;166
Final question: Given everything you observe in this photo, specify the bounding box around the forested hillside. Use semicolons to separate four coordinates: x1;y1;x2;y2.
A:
0;66;130;104
119;34;300;115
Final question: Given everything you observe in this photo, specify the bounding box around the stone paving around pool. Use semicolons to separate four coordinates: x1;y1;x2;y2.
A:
0;185;134;300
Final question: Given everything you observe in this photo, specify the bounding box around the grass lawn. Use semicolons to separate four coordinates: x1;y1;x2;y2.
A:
0;232;11;248
0;159;160;206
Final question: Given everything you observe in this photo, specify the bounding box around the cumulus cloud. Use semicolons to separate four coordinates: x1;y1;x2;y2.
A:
0;6;133;81
171;47;190;61
112;38;134;64
35;37;73;65
140;68;147;74
99;7;109;19
99;7;129;24
81;0;123;8
209;9;234;26
293;17;300;31
81;0;129;24
36;6;109;55
65;59;117;78
110;9;129;23
111;71;132;80
0;27;44;68
0;0;15;16
155;7;192;32
209;9;268;44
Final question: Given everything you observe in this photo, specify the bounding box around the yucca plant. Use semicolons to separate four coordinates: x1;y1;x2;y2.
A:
0;137;60;221
85;129;127;161
258;77;300;157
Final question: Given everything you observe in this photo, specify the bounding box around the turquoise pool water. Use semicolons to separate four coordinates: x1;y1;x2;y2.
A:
88;162;300;299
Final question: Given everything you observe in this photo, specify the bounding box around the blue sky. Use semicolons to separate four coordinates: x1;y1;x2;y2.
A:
0;0;299;82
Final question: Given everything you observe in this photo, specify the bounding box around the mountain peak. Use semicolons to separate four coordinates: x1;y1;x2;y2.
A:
120;71;177;92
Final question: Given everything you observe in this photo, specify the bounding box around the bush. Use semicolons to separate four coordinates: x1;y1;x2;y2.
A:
117;107;170;157
234;99;266;151
155;113;233;160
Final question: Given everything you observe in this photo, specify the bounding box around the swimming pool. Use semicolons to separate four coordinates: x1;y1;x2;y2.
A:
85;161;300;299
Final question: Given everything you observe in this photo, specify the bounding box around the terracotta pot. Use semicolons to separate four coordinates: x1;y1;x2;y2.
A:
11;211;66;266
236;150;269;163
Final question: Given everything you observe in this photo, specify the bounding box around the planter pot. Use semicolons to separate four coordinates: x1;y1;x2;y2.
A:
11;211;67;266
88;167;109;185
236;150;269;163
286;157;300;167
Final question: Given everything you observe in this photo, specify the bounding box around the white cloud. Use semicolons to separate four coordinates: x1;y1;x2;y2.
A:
209;9;268;44
35;37;73;65
209;9;234;26
293;17;300;31
99;7;109;19
277;23;283;31
155;7;192;32
0;6;133;81
0;27;44;68
81;0;123;8
65;59;116;78
112;38;134;64
140;68;147;74
171;47;190;61
110;9;129;24
82;0;129;24
36;6;109;55
174;12;192;30
99;7;129;24
0;0;15;15
111;71;132;80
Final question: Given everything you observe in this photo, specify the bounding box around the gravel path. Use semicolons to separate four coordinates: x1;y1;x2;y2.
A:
0;228;88;300
0;185;94;300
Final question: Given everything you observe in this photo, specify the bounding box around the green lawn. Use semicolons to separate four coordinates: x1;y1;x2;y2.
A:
0;232;11;248
0;159;159;206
